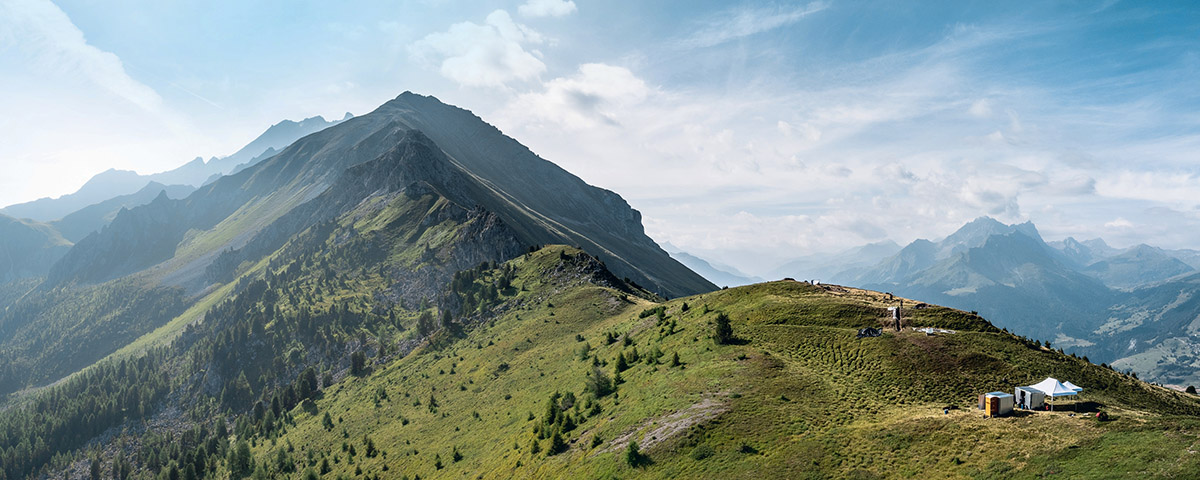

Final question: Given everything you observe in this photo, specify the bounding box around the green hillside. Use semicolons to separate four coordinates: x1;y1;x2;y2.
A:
4;244;1200;479
230;248;1200;479
3;100;1198;479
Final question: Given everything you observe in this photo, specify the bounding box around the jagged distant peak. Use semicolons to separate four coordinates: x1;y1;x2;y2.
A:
944;216;1041;243
298;115;327;125
260;114;345;133
944;216;1005;236
1013;220;1042;241
966;215;1005;226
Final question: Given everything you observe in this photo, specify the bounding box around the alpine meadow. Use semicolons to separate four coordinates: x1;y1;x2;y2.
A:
4;2;1200;479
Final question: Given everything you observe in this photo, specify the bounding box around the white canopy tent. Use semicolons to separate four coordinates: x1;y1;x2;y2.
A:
1028;377;1081;411
1030;377;1076;396
1063;381;1083;393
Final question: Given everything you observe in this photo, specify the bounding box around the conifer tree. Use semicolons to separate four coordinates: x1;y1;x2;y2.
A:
713;313;734;345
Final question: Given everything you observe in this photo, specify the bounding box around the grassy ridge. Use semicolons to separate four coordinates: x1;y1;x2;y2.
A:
243;250;1200;479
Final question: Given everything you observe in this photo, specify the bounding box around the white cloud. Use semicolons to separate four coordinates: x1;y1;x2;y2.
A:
0;0;162;112
409;10;545;88
518;0;577;18
1105;217;1134;229
681;2;829;48
504;63;650;129
1095;171;1200;208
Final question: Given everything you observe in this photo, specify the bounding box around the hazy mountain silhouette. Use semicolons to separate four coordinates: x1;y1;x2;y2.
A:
0;213;72;283
0;115;347;222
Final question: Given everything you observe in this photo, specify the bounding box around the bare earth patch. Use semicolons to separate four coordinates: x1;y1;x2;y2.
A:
601;393;730;454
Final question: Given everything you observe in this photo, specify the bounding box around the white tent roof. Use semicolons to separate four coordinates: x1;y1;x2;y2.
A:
1029;377;1078;397
1062;381;1083;393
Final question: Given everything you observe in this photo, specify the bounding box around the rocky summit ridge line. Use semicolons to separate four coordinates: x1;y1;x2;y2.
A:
48;92;714;300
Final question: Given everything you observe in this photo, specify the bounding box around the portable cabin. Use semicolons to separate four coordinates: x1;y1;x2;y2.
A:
1014;386;1045;410
984;392;1014;417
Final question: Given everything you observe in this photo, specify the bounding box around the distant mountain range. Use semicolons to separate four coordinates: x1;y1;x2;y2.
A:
659;242;761;287
773;216;1200;386
0;115;352;283
0;114;350;222
771;240;901;283
50;182;196;243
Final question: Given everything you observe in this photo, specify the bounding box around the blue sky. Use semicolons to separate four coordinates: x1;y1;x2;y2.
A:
2;0;1199;273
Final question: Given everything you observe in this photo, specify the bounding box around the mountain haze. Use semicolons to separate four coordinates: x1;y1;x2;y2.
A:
0;214;72;283
660;245;761;287
216;114;353;176
0;115;347;223
771;240;901;283
1080;244;1195;289
50;182;196;243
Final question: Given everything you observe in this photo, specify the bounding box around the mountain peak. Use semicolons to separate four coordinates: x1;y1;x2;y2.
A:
381;91;445;112
944;217;1042;247
298;116;328;128
942;216;1009;247
83;168;141;186
949;216;1006;235
46;91;713;298
1013;220;1042;242
967;215;1003;225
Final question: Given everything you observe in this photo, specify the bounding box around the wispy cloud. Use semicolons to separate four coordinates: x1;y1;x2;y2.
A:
0;0;162;112
679;1;829;49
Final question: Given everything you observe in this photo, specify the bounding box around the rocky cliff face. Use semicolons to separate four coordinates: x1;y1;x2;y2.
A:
204;131;525;288
368;93;713;298
48;191;187;285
